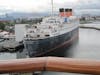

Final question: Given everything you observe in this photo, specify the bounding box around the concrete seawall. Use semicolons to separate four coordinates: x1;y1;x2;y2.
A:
79;23;100;30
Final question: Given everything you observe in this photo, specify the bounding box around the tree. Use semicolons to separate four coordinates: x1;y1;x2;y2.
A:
0;22;6;30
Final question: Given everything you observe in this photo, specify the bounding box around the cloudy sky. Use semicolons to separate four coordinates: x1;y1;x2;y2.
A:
0;0;100;15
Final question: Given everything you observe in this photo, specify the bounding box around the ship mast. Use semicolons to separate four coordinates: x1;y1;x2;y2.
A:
51;0;54;16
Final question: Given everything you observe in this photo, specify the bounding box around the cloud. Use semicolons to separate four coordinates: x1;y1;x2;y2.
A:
0;6;13;15
0;0;78;13
76;0;100;9
75;9;100;16
0;0;100;16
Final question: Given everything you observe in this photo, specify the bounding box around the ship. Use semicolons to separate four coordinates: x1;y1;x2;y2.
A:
23;8;79;57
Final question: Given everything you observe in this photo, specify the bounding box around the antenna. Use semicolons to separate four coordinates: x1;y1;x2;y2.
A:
51;0;54;16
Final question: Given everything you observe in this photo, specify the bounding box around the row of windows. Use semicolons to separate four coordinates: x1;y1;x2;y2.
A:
46;20;60;24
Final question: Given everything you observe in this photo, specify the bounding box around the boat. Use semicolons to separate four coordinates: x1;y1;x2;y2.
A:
23;8;79;57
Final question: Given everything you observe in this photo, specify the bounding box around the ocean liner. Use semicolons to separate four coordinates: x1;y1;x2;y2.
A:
24;8;79;57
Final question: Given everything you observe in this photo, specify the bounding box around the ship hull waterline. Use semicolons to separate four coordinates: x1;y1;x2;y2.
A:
24;27;79;57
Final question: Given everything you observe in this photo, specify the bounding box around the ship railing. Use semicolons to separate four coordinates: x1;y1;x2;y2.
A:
0;57;100;74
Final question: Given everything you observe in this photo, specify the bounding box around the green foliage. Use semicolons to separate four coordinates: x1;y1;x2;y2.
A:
0;22;6;30
0;22;14;30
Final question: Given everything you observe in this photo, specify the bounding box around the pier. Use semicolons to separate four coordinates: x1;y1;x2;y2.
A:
0;40;24;52
0;57;100;74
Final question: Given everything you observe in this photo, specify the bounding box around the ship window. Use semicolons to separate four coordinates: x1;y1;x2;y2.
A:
57;21;60;23
45;34;50;37
37;35;40;37
34;26;37;28
30;31;32;33
46;21;54;23
50;21;54;23
26;35;28;37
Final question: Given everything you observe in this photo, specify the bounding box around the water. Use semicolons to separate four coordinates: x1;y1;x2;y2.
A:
0;53;16;60
67;28;100;59
0;28;100;75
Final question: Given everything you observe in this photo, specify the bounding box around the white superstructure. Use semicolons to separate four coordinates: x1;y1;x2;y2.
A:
24;16;79;40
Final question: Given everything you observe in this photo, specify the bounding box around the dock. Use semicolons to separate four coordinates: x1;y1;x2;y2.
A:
0;40;24;52
80;22;100;30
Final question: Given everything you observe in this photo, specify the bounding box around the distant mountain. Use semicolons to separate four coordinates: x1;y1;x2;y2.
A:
0;10;100;21
0;17;14;21
0;11;59;20
0;11;59;19
7;12;50;19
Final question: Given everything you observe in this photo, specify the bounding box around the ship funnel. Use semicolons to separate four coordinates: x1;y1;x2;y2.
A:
59;8;64;17
65;9;72;17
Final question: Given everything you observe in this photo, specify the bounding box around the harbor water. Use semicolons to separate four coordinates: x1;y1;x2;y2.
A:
0;25;100;75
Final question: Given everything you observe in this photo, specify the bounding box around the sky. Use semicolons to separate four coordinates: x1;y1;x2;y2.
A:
0;0;100;15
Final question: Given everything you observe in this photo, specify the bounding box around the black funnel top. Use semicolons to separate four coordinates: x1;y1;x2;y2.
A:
65;9;72;12
69;9;72;12
65;9;69;12
59;8;64;12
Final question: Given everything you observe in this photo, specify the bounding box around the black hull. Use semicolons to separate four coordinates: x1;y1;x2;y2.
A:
24;27;79;57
